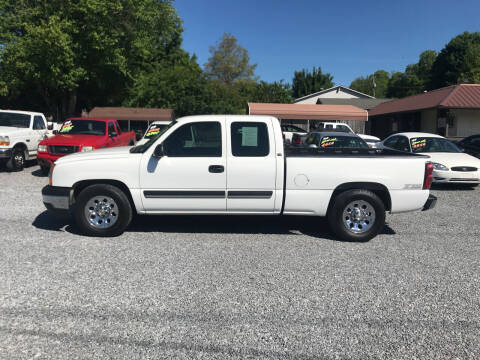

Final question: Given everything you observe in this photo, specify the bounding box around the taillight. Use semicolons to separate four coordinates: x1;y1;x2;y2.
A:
423;162;434;189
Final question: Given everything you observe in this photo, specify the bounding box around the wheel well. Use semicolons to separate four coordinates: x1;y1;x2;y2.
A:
72;180;137;212
13;142;28;155
328;182;392;211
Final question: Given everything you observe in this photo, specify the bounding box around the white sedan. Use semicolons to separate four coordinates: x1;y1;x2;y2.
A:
378;132;480;185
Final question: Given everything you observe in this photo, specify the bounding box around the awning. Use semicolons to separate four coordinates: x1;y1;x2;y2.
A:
89;107;174;121
248;103;368;121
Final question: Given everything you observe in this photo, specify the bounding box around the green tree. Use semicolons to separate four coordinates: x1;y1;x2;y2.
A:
204;33;257;84
250;81;293;103
350;70;390;98
292;67;334;99
429;32;480;88
0;0;183;119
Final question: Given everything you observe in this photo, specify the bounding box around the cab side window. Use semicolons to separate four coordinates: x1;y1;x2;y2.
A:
108;122;116;136
383;136;398;149
395;136;411;152
114;121;122;134
33;116;46;130
163;121;222;157
231;122;269;157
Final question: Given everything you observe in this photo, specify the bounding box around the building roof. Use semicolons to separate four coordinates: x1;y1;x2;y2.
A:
248;103;368;121
294;85;375;103
317;98;392;110
369;84;480;116
89;107;174;121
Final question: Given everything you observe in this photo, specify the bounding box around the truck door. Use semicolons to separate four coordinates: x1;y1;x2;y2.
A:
107;121;119;147
226;118;277;213
31;116;48;154
140;119;227;212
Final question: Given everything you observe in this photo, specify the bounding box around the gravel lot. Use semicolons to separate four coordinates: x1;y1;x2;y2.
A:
1;163;479;359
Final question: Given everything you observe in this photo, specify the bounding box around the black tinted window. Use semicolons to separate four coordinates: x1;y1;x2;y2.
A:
395;136;410;152
384;136;398;148
108;122;116;135
319;136;369;149
231;122;269;157
163;122;221;157
33;116;45;130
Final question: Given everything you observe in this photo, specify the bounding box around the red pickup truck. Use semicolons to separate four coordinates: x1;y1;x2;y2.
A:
37;117;135;173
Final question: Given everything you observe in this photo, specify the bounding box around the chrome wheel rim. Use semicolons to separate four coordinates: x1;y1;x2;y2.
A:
14;153;24;167
84;196;118;229
343;200;376;234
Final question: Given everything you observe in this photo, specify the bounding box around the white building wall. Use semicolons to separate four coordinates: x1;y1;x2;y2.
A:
295;88;366;104
450;109;480;137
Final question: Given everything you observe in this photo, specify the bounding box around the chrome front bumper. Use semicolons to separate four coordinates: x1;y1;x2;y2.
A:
0;148;12;159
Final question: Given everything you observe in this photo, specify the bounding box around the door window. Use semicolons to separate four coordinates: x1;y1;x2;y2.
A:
163;122;222;157
383;136;398;149
108;122;116;136
33;116;46;130
395;136;411;152
231;122;269;157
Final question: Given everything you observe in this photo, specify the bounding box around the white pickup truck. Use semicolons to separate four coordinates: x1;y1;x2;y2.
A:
42;115;436;241
0;110;50;171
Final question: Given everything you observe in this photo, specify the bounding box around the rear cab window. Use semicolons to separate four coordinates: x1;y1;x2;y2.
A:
231;122;269;157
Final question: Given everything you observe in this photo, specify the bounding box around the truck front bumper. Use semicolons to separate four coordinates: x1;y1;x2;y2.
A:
37;152;63;167
422;194;437;211
0;148;12;159
42;185;72;214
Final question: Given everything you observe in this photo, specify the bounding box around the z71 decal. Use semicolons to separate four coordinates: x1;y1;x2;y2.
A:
321;137;338;148
411;138;426;150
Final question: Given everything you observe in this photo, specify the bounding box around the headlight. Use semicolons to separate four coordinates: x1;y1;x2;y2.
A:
38;144;47;152
432;162;449;171
0;136;10;146
81;146;94;152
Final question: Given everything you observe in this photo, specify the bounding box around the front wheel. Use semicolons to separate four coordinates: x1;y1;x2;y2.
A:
327;189;386;242
7;148;25;171
74;184;132;237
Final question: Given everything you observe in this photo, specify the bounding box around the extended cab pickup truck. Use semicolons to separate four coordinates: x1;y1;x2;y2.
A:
42;115;436;241
37;118;136;174
0;110;50;171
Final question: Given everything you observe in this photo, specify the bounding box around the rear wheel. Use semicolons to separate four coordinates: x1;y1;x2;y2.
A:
328;189;385;242
74;184;132;237
7;147;25;171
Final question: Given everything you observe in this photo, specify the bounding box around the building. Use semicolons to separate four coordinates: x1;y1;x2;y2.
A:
368;84;480;139
247;103;368;132
89;107;174;135
294;85;374;104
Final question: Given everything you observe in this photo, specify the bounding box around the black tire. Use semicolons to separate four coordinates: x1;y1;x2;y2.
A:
327;189;386;242
74;184;132;237
128;139;134;146
7;147;26;171
40;165;50;175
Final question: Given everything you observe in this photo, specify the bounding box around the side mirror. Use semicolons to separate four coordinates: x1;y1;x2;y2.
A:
110;131;118;137
53;130;58;135
153;144;165;158
47;122;54;130
308;144;318;149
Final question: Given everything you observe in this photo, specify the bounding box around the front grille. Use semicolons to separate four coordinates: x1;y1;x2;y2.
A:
451;166;477;172
48;145;79;155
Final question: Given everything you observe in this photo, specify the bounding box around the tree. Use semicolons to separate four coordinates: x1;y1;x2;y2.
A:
0;0;183;119
429;32;480;89
350;70;390;98
292;67;334;99
204;33;257;84
250;81;293;103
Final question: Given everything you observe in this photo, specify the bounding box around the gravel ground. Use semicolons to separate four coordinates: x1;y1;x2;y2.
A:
0;164;479;359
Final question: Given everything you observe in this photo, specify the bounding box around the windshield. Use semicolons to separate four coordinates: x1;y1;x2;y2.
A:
0;113;31;128
410;137;461;153
59;120;106;136
316;124;352;133
130;120;177;153
143;123;169;139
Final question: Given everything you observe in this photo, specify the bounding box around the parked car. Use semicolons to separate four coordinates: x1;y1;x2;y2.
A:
456;134;480;159
136;120;172;145
281;124;308;144
37;118;136;174
42;115;436;242
0;110;50;171
378;132;480;185
303;131;369;149
314;122;380;148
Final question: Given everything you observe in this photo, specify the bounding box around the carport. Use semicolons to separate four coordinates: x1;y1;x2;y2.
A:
247;103;368;133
